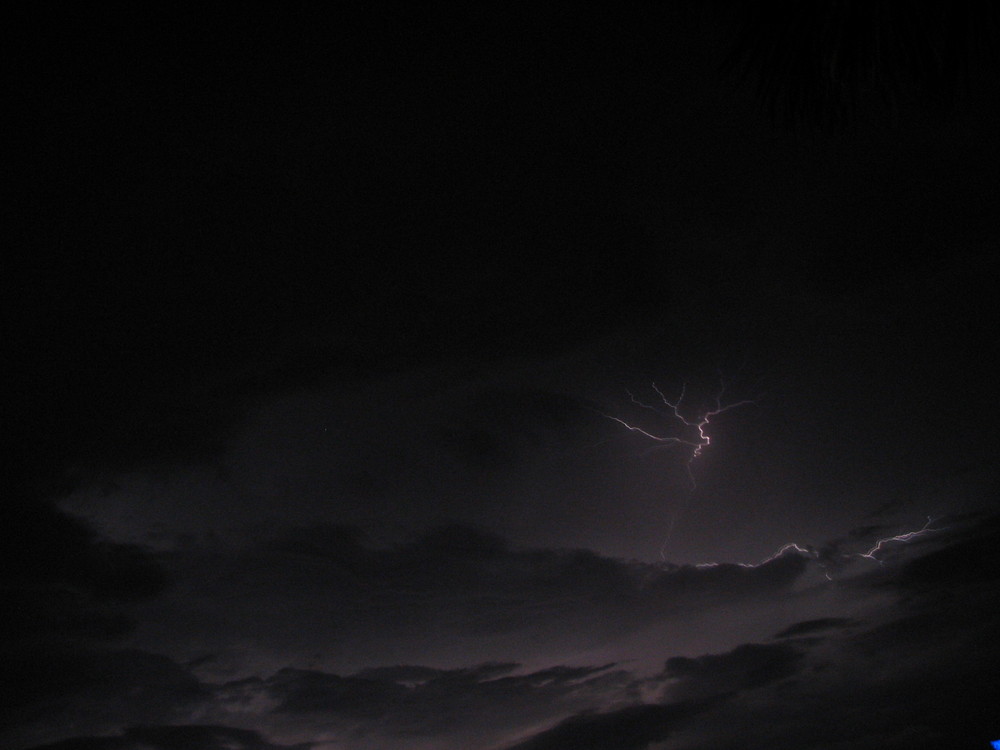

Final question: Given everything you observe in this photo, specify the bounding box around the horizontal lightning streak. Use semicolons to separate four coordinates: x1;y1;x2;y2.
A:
859;517;936;563
690;519;941;579
695;543;815;570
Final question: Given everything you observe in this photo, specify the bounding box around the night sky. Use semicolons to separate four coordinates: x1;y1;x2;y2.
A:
6;4;1000;749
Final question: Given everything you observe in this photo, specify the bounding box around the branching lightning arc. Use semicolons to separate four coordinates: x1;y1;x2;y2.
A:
602;379;755;488
695;517;940;577
604;378;942;576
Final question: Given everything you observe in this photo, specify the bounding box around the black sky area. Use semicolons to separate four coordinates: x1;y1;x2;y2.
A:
6;4;1000;749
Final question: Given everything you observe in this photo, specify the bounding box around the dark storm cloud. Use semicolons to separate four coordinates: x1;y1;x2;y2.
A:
698;634;999;748
0;504;181;749
848;518;1000;663
263;523;372;566
772;617;856;638
662;642;804;699
24;725;312;750
2;649;207;750
266;667;410;717
892;512;1000;590
12;521;1000;750
0;500;167;649
504;639;810;749
353;662;511;683
244;660;628;739
4;648;203;709
631;531;1000;749
1;502;167;605
8;510;982;750
240;523;810;645
495;519;1000;750
128;522;813;691
505;700;717;750
13;656;631;750
268;522;809;602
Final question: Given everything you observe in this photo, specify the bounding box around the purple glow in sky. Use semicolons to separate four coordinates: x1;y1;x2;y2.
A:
6;4;1000;749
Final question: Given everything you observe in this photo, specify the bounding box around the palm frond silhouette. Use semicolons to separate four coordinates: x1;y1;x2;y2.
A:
723;0;999;128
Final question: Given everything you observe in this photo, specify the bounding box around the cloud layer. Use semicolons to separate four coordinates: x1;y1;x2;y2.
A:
6;516;998;750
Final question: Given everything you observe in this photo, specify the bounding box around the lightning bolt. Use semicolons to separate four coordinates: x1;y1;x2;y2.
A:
600;374;757;562
689;518;942;581
694;542;816;570
603;377;756;488
602;375;942;577
857;516;937;564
